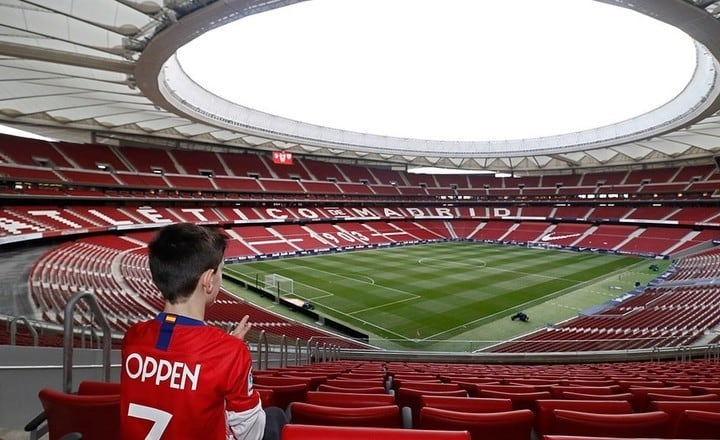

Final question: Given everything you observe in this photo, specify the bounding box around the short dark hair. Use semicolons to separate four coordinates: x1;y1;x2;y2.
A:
148;223;227;304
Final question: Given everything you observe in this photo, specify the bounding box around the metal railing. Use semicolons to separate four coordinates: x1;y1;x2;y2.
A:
9;315;38;346
63;292;112;393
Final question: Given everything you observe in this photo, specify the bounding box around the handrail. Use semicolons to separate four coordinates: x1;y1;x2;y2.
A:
10;315;38;347
256;330;269;370
80;324;99;349
306;337;319;364
279;334;287;368
294;337;301;366
63;291;112;394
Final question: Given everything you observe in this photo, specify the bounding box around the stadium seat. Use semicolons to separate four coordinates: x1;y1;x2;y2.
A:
476;389;552;412
417;407;534;440
420;396;513;413
628;386;692;411
560;391;633;401
76;380;120;396
675;409;720;439
646;392;718;402
393;381;460;393
549;385;621;398
30;388;120;440
542;437;669;440
396;387;468;425
551;409;669;438
534;399;633;437
258;388;276;408
254;383;308;410
648;400;720;437
317;384;388;394
305;391;395;408
287;402;402;428
281;424;471;440
324;378;387;389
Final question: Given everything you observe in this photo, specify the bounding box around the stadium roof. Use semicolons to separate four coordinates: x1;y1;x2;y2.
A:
1;0;720;173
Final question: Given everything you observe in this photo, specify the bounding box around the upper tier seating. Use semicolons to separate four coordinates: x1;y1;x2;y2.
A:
0;133;718;202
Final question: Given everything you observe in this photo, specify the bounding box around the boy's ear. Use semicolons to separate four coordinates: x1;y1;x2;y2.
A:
199;268;215;293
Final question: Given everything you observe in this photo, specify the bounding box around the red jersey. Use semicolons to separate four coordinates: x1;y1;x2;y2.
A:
121;313;260;439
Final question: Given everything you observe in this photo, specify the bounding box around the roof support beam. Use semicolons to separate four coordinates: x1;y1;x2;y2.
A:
0;42;135;75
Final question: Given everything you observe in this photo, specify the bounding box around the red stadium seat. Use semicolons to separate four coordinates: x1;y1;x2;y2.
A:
551;409;669;438
476;389;552;412
305;391;395;408
396;387;468;425
675;409;720;439
394;381;460;393
534;399;633;437
417;407;534;440
76;380;120;396
549;385;621;398
317;384;388;394
560;391;633;401
420;396;513;413
287;402;402;428
254;383;308;410
34;388;120;440
543;437;667;440
648;400;720;437
628;386;692;411
281;424;471;440
646;392;718;402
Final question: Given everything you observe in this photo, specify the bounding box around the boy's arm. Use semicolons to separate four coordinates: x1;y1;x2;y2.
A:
227;402;266;440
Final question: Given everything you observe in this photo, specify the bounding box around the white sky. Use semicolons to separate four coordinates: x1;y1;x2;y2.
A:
177;0;697;142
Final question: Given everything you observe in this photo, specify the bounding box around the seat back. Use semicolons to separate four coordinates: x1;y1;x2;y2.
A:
418;407;534;440
648;401;720;437
397;388;468;423
394;381;459;392
549;385;620;398
281;424;470;440
535;399;632;436
475;384;537;394
629;386;691;411
476;390;552;412
288;402;401;428
317;384;387;394
253;383;308;410
560;391;633;401
675;409;720;439
306;391;394;408
325;378;386;388
76;381;121;396
552;409;669;438
38;388;120;440
420;396;512;413
254;376;312;387
647;392;718;403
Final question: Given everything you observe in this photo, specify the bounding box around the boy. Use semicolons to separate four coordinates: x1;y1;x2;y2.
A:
121;223;279;439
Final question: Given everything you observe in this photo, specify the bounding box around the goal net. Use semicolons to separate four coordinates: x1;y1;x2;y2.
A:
263;273;294;297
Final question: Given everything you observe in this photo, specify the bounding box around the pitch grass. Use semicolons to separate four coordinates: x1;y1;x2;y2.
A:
225;242;659;349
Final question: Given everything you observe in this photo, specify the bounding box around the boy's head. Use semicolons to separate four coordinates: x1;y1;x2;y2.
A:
148;223;227;304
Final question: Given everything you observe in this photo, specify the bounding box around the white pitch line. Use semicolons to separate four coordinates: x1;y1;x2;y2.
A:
349;296;420;315
418;257;576;282
289;261;420;299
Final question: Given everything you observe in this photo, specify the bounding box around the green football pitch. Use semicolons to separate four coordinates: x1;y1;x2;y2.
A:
224;242;664;350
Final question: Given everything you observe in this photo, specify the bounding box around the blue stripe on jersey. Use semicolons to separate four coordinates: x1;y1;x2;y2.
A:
154;312;205;351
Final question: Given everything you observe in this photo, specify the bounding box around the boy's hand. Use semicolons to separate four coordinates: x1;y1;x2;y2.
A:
229;315;252;340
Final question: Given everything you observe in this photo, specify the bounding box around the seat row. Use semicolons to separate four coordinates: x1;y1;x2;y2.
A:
30;380;720;440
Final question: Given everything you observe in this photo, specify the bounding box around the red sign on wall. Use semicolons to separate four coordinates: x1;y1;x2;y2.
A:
272;151;293;165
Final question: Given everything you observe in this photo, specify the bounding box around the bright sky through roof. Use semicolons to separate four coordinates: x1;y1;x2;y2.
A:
179;0;696;143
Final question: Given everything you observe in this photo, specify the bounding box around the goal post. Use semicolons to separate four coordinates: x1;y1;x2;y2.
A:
263;273;294;298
